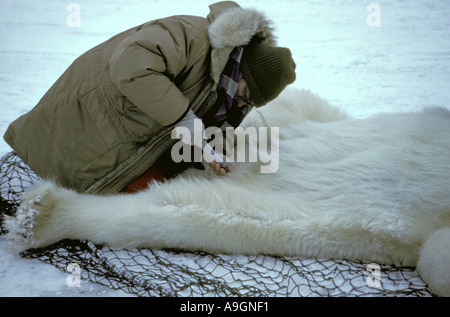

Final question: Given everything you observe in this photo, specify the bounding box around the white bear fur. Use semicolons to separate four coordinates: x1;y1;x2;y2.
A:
417;228;450;297
3;88;450;296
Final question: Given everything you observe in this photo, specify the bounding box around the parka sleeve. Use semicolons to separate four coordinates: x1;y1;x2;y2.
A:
109;24;191;127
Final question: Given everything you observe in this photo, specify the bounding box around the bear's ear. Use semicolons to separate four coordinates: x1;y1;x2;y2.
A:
417;228;450;297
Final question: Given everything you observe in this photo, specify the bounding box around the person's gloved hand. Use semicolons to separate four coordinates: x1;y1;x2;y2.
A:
174;110;205;147
174;110;232;176
202;140;232;176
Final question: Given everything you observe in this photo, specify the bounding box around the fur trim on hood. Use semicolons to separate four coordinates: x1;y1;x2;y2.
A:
208;5;277;49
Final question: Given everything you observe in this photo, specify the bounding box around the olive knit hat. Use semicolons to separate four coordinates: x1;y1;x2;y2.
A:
241;43;296;107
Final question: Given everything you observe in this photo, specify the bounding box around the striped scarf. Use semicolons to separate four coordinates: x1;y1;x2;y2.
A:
205;46;253;131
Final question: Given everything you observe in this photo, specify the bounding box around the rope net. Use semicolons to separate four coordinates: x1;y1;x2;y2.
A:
0;152;434;297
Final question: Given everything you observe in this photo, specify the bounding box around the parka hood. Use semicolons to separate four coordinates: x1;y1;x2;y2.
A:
207;1;276;49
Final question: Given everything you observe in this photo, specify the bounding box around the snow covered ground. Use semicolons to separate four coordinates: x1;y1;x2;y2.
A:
1;0;449;297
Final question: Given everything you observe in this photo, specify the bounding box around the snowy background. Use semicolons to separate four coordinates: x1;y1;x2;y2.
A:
1;0;449;296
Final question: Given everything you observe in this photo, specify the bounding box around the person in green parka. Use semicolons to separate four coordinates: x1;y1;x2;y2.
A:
3;1;296;194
